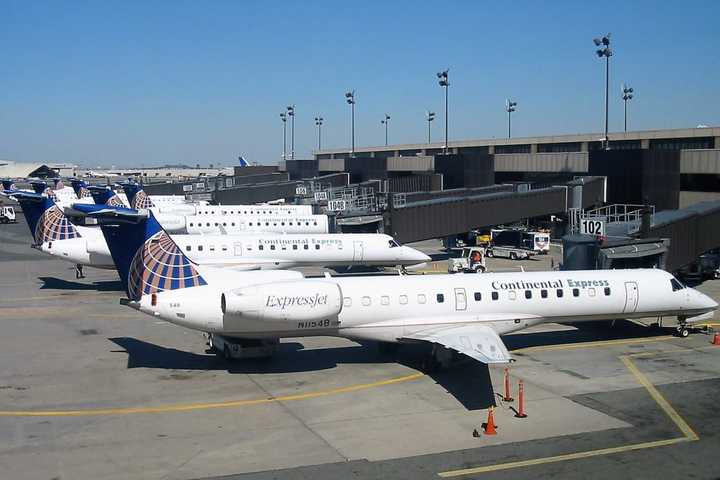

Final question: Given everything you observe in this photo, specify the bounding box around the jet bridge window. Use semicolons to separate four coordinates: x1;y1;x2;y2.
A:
436;294;444;303
604;287;611;296
573;288;580;297
474;292;482;301
671;279;685;291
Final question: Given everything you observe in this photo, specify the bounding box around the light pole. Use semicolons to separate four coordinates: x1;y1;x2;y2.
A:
622;84;634;132
505;99;517;138
286;105;295;160
314;116;324;151
381;114;390;146
426;111;435;144
345;90;355;156
279;112;287;160
593;34;613;150
437;69;449;154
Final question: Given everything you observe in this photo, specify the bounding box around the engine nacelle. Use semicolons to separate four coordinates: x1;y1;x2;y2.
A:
221;280;342;322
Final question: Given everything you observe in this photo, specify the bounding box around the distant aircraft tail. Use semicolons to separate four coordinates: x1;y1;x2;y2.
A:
87;186;127;207
13;192;81;244
119;182;155;209
238;156;249;167
70;179;93;199
28;181;58;202
0;180;15;192
85;206;206;301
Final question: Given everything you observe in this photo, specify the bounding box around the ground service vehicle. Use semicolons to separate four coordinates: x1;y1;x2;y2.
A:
0;206;16;223
485;245;534;260
448;247;487;273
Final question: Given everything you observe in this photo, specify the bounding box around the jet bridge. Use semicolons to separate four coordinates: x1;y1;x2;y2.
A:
386;176;606;244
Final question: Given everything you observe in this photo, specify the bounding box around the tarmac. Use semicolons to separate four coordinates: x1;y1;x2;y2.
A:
0;215;719;480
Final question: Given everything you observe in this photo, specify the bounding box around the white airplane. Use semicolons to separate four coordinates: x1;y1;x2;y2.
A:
119;182;312;216
14;193;429;276
90;207;717;367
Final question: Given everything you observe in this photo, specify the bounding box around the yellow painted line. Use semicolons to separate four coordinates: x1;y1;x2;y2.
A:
0;372;424;417
438;346;705;477
515;335;674;353
620;355;699;440
438;437;690;477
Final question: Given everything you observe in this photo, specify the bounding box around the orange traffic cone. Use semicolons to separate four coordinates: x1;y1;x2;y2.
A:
712;333;720;346
483;406;498;435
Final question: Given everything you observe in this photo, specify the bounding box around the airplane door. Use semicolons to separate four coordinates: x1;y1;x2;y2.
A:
353;241;364;261
454;288;467;311
233;242;242;256
623;282;639;313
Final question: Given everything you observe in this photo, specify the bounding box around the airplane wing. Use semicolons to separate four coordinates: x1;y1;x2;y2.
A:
401;323;513;364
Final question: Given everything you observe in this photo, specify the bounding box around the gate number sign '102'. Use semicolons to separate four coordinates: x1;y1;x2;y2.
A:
581;219;605;236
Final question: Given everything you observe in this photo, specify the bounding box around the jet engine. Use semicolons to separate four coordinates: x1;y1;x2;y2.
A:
221;280;342;322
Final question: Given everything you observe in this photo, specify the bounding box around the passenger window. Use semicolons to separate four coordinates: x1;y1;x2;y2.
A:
259;245;264;251
185;245;191;251
270;245;275;250
541;289;548;298
209;245;215;251
361;296;371;306
313;221;317;226
509;291;517;300
525;290;532;299
343;297;352;307
418;294;427;304
293;244;298;250
436;293;444;303
304;245;309;250
588;288;596;297
198;245;204;251
492;291;499;301
604;287;611;296
474;292;482;301
315;244;320;250
557;289;564;298
573;288;580;297
232;222;235;227
189;222;194;227
221;245;227;251
381;296;390;306
399;295;408;305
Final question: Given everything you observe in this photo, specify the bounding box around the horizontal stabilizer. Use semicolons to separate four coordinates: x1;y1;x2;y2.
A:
73;204;148;224
402;324;513;364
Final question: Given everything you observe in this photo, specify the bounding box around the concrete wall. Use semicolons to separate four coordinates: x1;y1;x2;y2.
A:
494;152;588;172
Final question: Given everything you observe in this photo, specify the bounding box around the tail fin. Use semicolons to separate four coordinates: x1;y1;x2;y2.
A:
119;182;154;209
87;186;127;207
70;179;93;199
238;156;249;167
13;192;81;244
29;181;58;202
86;207;206;300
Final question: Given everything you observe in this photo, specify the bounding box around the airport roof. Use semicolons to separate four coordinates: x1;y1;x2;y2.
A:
0;160;57;178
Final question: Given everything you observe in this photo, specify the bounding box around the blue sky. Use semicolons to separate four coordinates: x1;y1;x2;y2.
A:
1;0;718;167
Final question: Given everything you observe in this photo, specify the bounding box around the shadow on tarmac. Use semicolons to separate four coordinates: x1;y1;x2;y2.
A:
109;336;498;410
38;276;124;292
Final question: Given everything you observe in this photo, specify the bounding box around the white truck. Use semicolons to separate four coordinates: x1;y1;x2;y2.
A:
448;247;487;273
485;245;535;260
0;206;16;224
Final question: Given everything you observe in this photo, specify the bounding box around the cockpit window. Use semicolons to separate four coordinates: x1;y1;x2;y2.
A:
671;278;685;291
388;240;401;248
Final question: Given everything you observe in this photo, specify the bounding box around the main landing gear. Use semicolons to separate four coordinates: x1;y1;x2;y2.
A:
421;345;454;373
